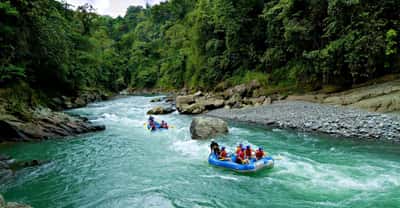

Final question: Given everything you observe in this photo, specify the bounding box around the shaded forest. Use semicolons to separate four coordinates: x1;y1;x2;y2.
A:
1;0;399;97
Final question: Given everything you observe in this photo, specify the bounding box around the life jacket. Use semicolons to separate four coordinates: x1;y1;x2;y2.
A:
220;150;227;158
245;149;252;157
256;150;264;159
237;151;244;160
236;147;241;154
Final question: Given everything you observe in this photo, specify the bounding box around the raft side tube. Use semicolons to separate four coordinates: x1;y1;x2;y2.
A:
208;154;274;173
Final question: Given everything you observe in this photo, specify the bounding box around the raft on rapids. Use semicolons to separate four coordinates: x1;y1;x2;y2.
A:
208;154;274;173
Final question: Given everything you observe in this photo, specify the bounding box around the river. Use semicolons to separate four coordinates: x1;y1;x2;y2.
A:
1;96;399;208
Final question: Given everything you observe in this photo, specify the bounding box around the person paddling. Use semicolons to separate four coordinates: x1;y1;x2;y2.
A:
255;147;266;160
245;145;254;159
161;120;169;129
210;139;220;156
236;147;248;164
236;144;243;155
219;146;230;161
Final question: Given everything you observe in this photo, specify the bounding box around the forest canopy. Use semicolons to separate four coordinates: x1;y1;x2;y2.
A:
1;0;399;95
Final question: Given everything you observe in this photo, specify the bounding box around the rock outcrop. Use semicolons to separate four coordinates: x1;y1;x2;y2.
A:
51;90;111;110
286;79;400;113
147;106;175;115
324;80;400;113
190;117;229;139
0;195;32;208
175;80;274;114
0;108;105;142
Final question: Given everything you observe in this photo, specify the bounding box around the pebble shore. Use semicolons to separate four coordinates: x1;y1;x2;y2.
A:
208;101;400;142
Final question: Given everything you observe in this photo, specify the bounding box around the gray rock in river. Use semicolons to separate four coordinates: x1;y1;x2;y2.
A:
190;117;229;140
150;98;162;103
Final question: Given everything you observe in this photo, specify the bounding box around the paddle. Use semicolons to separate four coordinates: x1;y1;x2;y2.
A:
273;154;284;160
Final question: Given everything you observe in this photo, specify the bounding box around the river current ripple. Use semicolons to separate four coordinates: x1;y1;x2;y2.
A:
1;96;399;208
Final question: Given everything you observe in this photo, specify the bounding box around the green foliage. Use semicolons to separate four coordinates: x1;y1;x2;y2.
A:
0;65;25;83
386;29;398;56
1;0;400;96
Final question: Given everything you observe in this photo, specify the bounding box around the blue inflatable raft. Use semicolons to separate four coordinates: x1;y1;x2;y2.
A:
146;122;161;130
208;153;274;173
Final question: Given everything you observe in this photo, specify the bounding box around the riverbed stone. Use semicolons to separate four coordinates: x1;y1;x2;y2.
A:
190;117;229;139
208;101;400;142
5;202;32;208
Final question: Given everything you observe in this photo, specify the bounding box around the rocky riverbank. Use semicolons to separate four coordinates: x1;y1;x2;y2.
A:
0;88;107;142
175;80;274;114
208;101;400;142
0;108;105;142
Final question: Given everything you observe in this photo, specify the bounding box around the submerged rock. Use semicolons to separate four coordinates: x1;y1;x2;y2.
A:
0;195;32;208
1;154;49;183
150;98;162;103
0;161;12;183
190;117;229;139
147;106;175;115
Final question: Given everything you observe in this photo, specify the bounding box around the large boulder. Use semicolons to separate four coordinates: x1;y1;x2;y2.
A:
176;95;196;112
196;97;225;110
223;84;247;98
225;93;242;108
223;80;261;98
243;96;266;106
179;103;205;114
190;117;229;139
147;106;175;115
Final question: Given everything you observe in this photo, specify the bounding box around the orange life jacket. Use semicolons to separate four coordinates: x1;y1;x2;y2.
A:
245;149;252;157
220;150;227;158
236;147;241;154
256;150;264;159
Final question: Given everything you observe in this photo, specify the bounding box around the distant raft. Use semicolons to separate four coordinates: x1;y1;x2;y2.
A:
208;153;274;173
144;121;171;131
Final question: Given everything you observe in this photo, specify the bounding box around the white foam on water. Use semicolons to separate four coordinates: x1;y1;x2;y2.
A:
199;174;240;181
171;139;209;160
230;127;250;134
275;152;400;192
272;128;283;132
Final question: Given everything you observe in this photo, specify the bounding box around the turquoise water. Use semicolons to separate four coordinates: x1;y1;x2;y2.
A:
1;96;400;208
